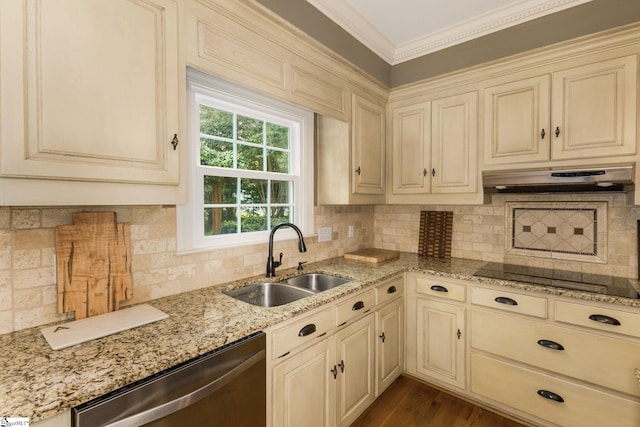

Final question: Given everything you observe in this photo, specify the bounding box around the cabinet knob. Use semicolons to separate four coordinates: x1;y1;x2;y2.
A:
379;332;386;343
170;133;179;150
423;168;427;177
555;126;560;138
540;128;546;139
355;166;361;175
338;360;345;373
387;286;397;294
331;365;338;379
456;329;461;339
431;168;436;177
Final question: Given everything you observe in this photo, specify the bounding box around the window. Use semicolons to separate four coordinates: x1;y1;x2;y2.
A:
177;71;314;252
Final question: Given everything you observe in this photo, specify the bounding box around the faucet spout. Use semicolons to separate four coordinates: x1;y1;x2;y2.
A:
266;222;306;277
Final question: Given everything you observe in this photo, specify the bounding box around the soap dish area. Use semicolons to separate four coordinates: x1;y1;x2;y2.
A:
40;304;169;350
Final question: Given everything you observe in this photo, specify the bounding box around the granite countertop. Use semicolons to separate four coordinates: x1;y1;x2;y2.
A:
3;253;640;423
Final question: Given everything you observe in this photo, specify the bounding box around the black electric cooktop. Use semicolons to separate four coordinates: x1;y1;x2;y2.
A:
473;263;640;299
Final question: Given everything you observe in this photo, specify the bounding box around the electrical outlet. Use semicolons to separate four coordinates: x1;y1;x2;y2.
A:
348;225;354;238
318;226;332;242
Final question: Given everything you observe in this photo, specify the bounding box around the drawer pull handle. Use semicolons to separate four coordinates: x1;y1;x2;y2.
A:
430;285;448;293
352;301;365;311
298;324;317;337
588;314;621;326
495;296;518;305
537;339;565;351
387;286;397;294
537;389;564;403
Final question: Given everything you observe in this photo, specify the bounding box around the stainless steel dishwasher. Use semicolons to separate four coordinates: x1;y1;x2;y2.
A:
72;332;266;427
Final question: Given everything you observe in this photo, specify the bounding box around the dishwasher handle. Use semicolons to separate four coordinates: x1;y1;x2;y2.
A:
105;349;265;427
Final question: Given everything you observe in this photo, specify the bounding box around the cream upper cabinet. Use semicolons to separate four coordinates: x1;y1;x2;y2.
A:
431;92;478;194
483;55;637;168
351;94;386;197
316;93;386;205
391;102;431;194
388;91;478;203
0;0;181;186
483;75;551;166
551;55;637;161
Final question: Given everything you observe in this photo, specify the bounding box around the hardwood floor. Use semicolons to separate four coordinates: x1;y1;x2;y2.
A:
351;376;531;427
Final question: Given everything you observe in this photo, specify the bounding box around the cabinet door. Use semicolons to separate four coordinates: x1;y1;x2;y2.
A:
551;55;637;160
431;92;478;194
390;102;431;194
352;94;385;196
0;0;180;184
483;75;551;166
335;314;375;427
376;298;404;396
272;339;334;427
416;298;466;389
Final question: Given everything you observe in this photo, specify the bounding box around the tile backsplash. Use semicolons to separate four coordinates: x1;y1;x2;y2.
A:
375;193;640;279
0;204;373;334
3;193;640;334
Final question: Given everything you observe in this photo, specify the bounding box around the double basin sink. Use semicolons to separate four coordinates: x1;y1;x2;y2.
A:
224;273;351;307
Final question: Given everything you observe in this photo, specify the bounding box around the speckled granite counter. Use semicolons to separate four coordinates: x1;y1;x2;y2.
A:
3;253;640;423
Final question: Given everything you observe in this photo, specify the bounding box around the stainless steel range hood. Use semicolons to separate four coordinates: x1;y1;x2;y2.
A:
482;165;634;200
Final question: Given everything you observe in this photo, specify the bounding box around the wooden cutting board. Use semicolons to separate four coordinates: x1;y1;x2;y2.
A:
55;212;132;319
344;248;400;263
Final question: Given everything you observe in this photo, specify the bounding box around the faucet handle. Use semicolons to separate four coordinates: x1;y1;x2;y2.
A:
297;261;308;271
275;252;283;268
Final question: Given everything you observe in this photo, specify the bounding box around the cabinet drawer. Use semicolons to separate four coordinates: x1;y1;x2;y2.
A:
413;275;466;302
471;308;640;396
471;352;640;427
555;300;640;338
336;289;376;326
271;306;334;359
471;287;547;318
376;276;404;305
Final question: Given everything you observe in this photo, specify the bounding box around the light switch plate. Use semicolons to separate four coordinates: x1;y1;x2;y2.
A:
318;226;332;242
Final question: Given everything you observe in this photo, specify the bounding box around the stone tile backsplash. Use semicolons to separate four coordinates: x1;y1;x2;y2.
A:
375;193;640;279
2;193;640;334
0;204;374;334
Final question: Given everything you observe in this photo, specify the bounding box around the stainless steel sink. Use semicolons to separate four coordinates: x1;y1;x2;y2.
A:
285;273;350;292
223;283;315;307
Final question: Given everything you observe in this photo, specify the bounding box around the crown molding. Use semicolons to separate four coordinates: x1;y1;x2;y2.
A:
307;0;594;65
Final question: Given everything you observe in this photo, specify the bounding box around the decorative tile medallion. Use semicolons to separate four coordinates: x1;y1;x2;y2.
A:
505;202;607;263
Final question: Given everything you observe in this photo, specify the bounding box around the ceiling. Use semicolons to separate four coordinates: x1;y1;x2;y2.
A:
306;0;594;64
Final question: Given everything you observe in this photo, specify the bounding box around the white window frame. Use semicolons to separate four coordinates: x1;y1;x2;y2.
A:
177;70;314;253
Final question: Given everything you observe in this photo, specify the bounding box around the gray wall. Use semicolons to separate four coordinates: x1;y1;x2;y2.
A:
257;0;640;88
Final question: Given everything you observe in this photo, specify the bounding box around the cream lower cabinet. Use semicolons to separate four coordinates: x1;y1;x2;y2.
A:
269;280;402;427
405;273;467;389
272;338;335;427
334;314;376;426
470;286;640;427
375;297;403;395
0;0;183;204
